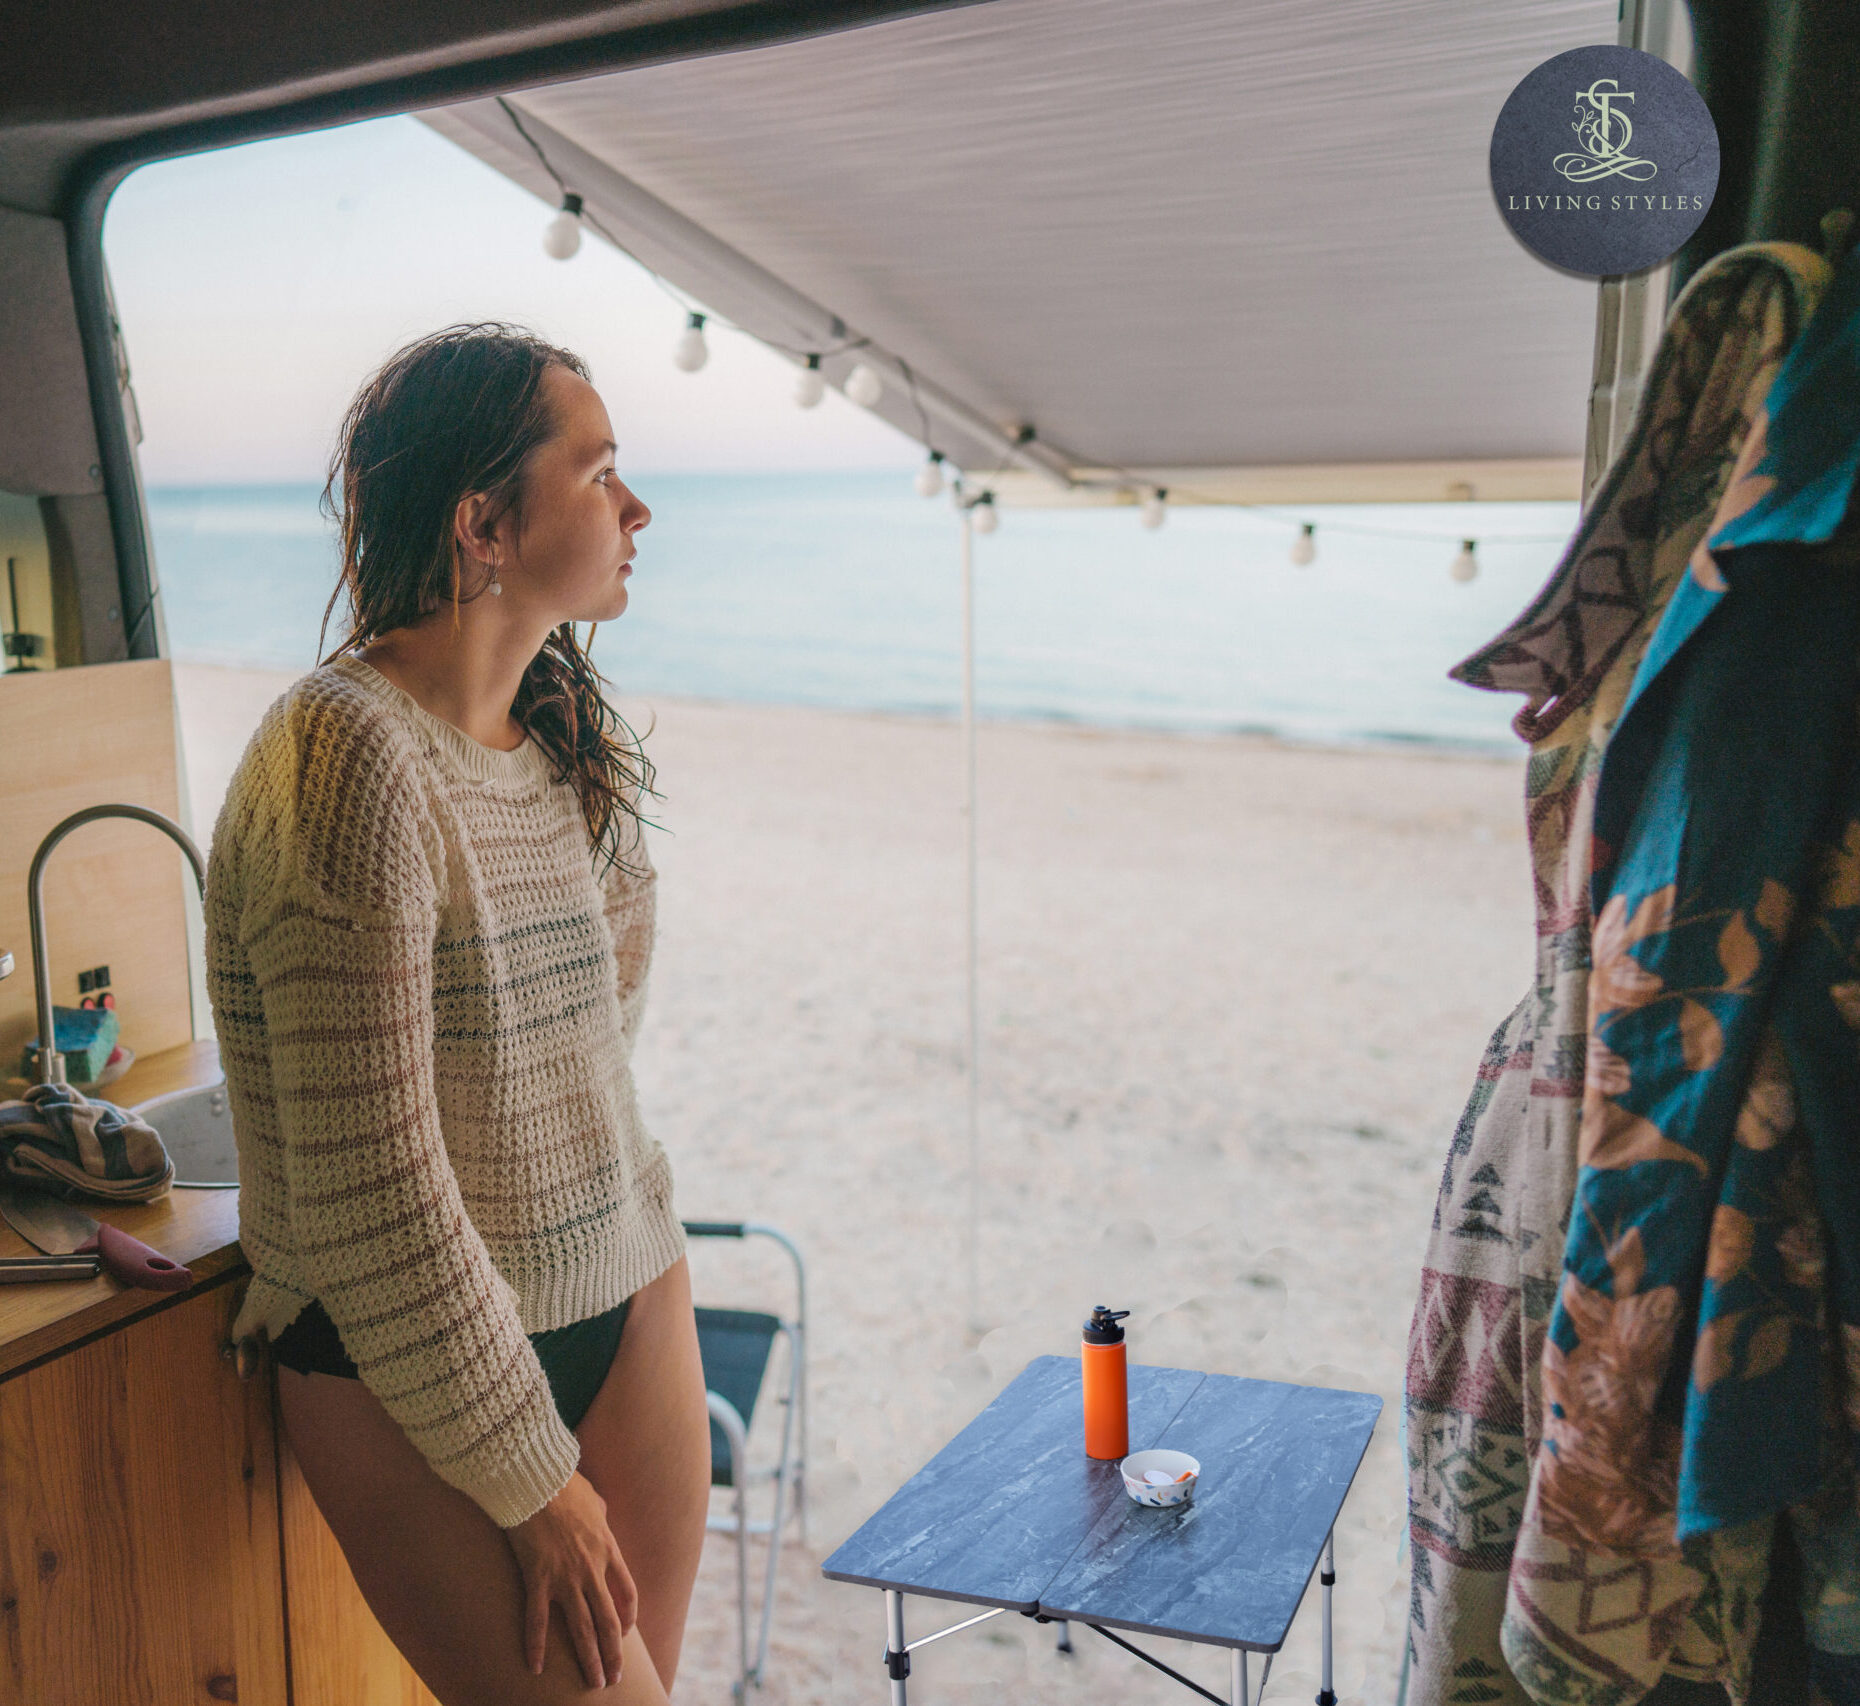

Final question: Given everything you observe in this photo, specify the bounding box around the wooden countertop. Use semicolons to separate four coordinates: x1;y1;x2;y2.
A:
0;1041;245;1382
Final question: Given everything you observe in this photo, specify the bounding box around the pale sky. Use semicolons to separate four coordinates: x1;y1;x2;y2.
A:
104;115;921;485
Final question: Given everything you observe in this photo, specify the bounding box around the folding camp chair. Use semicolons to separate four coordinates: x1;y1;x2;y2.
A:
683;1220;808;1699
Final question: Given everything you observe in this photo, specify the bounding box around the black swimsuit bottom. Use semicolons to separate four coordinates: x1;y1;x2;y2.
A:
269;1293;632;1434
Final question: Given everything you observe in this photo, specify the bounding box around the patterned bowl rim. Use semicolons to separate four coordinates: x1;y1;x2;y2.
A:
1118;1449;1201;1491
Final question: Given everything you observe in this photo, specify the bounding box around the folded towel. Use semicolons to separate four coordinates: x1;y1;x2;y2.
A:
0;1081;173;1202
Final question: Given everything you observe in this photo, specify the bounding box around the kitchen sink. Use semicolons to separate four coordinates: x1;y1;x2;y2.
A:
135;1081;238;1188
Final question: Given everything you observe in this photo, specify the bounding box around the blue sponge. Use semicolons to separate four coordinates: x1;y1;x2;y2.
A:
24;1005;120;1082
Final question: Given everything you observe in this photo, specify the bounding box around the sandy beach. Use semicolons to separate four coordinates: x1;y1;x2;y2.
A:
173;662;1535;1706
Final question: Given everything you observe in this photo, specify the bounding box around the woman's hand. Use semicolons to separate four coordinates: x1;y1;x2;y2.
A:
505;1470;638;1688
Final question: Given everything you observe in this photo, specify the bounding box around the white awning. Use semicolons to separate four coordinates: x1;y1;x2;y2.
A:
422;0;1618;503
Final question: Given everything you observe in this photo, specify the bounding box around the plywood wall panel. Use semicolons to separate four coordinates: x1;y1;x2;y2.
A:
0;658;193;1080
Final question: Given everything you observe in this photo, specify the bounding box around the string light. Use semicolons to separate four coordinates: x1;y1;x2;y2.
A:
673;312;709;373
916;452;947;498
971;492;1000;534
542;193;584;260
1139;486;1169;530
1449;539;1479;583
795;355;825;409
1290;522;1317;566
844;362;884;409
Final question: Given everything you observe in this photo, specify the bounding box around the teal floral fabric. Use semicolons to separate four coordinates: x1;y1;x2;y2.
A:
1537;235;1860;1625
1546;544;1860;1541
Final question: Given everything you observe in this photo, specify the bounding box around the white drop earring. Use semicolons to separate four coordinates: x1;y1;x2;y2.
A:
488;558;504;597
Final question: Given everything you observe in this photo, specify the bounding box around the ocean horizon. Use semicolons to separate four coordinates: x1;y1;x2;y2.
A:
147;473;1575;755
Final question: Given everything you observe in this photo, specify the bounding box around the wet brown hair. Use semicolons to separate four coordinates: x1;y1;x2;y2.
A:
318;323;655;876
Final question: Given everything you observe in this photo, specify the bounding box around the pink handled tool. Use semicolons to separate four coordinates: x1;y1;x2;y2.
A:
80;1222;193;1291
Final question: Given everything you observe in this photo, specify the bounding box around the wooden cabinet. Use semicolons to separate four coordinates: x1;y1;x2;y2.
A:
0;1271;443;1706
0;1277;287;1706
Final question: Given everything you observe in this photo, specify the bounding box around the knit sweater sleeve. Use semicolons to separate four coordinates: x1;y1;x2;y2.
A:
600;820;658;1049
244;688;582;1528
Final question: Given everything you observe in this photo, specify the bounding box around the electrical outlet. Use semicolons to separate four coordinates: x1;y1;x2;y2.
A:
76;965;111;994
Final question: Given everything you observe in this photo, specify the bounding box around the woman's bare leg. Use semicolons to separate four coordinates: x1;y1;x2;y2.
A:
573;1255;712;1694
277;1364;669;1706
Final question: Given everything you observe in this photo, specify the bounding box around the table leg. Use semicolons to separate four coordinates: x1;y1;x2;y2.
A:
1056;1618;1072;1654
885;1589;910;1704
1232;1647;1247;1706
1318;1528;1336;1706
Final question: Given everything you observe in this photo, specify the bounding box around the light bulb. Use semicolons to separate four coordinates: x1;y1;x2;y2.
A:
1290;522;1316;566
673;312;709;373
1139;487;1168;530
1449;539;1479;583
795;354;825;409
542;194;584;260
915;453;945;498
844;362;883;408
972;495;999;535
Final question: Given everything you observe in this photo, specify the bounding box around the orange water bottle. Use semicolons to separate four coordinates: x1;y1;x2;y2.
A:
1082;1305;1131;1459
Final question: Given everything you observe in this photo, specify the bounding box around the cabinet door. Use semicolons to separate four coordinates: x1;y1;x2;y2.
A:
0;1278;288;1706
276;1411;442;1706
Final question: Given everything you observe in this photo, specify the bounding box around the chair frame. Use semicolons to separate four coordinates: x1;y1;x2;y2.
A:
682;1220;808;1699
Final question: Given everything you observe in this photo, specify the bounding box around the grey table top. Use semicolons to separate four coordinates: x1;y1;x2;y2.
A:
821;1355;1381;1653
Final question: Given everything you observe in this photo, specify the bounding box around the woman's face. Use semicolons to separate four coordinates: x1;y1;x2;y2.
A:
487;364;649;624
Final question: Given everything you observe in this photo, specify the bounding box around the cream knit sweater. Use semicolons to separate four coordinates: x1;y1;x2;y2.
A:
207;656;685;1528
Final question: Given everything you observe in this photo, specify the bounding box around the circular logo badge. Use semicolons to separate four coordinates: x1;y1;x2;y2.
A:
1491;45;1718;276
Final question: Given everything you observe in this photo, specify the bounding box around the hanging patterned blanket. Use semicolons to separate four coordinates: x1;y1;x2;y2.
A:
1521;236;1860;1704
1403;239;1837;1706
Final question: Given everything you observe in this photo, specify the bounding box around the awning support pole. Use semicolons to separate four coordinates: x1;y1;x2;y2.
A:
960;501;981;1337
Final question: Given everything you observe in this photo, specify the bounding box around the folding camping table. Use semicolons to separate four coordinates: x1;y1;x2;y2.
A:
822;1356;1381;1706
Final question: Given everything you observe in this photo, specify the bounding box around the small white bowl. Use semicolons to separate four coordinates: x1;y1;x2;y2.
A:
1120;1449;1200;1507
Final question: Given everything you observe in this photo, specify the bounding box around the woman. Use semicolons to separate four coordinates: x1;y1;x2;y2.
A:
204;325;711;1705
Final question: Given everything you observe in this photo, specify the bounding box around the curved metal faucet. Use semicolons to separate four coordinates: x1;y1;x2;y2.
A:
28;805;206;1086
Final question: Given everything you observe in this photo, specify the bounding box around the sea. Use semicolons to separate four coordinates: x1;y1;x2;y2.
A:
146;474;1578;754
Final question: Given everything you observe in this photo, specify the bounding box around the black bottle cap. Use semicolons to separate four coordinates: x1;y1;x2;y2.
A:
1083;1305;1130;1345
